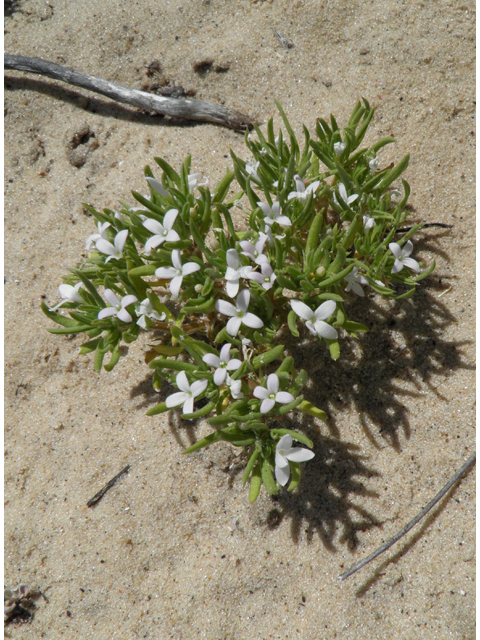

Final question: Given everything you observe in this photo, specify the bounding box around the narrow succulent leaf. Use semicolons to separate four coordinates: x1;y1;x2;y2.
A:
249;460;263;503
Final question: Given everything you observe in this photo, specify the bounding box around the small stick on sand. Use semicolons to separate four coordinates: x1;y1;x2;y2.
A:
338;452;475;581
4;54;257;132
87;465;131;508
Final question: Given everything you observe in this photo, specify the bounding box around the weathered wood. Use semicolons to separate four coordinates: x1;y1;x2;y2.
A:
4;54;257;132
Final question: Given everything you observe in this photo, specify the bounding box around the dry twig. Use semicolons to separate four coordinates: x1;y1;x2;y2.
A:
4;54;257;132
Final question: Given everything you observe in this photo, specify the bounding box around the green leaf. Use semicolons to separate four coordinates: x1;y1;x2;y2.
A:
287;462;301;492
183;431;221;454
287;309;299;337
342;320;369;335
261;457;278;495
270;428;313;449
104;345;121;371
149;358;198;372
249;460;263;503
146;401;169;416
128;264;157;277
243;446;261;486
182;401;216;420
251;344;284;370
326;339;341;360
298;400;327;422
154;157;182;186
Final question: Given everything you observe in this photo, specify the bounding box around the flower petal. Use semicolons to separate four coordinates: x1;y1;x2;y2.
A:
242;312;264;329
202;353;220;368
260;398;276;414
166;391;189;408
314;321;338;340
169;275;183;298
284;447;315;463
275;461;291;487
182;262;201;276
214;368;227;385
182;396;194;415
143;218;164;235
275;391;295;405
226;249;240;270
290;299;314;321
155;267;177;279
266;373;279;394
114;230;129;253
389;242;402;258
98;307;117;320
190;379;208;397
277;434;293;450
402;257;420;272
104;289;120;307
95;238;115;256
314;300;336;321
122;295;138;307
236;289;250;312
216;299;238;317
175;371;190;393
163;208;179;230
226;316;242;336
253;386;269;400
171;250;182;271
117;308;133;323
146;177;169;198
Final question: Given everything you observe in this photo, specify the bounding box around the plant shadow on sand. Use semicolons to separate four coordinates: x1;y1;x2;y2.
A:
131;230;473;552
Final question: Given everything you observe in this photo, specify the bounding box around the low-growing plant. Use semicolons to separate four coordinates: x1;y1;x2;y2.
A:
43;99;434;502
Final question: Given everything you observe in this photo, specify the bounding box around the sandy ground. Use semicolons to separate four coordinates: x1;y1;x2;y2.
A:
4;0;475;638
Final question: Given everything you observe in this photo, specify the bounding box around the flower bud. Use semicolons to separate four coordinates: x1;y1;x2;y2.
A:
315;266;326;279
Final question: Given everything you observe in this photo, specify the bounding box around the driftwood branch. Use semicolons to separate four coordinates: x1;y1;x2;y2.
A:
4;54;257;132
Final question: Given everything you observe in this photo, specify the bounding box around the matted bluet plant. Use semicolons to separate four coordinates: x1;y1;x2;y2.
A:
43;100;434;502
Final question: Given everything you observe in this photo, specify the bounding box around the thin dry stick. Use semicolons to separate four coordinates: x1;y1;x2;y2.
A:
4;54;257;132
87;464;130;508
338;452;476;581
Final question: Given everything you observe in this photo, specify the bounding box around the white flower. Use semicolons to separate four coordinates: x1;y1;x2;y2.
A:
155;250;201;298
245;159;260;180
165;370;208;415
98;289;138;323
239;233;269;264
274;434;315;487
248;261;277;291
225;374;244;399
363;215;375;231
187;173;208;193
202;343;242;386
49;282;84;311
224;249;254;298
389;240;420;274
334;141;346;156
142;209;180;254
85;221;111;250
258;201;291;227
146;176;169;199
95;229;128;263
135;298;166;329
344;267;369;297
290;299;338;339
368;157;379;173
215;289;264;337
334;183;358;208
253;373;295;414
287;175;320;202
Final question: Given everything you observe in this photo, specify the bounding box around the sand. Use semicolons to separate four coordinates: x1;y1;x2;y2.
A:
4;0;475;638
